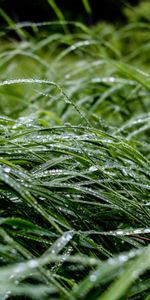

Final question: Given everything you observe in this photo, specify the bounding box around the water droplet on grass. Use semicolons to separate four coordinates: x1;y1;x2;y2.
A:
90;274;96;282
118;255;128;263
2;291;11;300
89;166;98;172
27;259;39;268
116;230;124;236
4;167;11;173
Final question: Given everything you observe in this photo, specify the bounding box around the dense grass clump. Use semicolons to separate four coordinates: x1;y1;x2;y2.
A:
0;4;150;300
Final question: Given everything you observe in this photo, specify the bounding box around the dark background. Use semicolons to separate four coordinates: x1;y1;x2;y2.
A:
0;0;141;25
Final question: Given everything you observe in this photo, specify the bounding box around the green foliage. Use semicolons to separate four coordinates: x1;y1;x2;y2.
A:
47;0;92;17
0;5;150;300
124;0;150;22
81;0;92;14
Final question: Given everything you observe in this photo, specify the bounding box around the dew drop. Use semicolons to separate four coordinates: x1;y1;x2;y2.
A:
90;274;96;282
89;166;98;172
118;255;128;263
27;259;38;268
4;167;11;173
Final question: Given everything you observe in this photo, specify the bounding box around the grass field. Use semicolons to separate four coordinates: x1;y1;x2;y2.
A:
0;2;150;299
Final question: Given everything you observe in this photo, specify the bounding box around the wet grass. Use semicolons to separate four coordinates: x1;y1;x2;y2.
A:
0;6;150;300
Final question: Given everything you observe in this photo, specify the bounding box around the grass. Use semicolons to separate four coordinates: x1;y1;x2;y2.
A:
0;2;150;299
